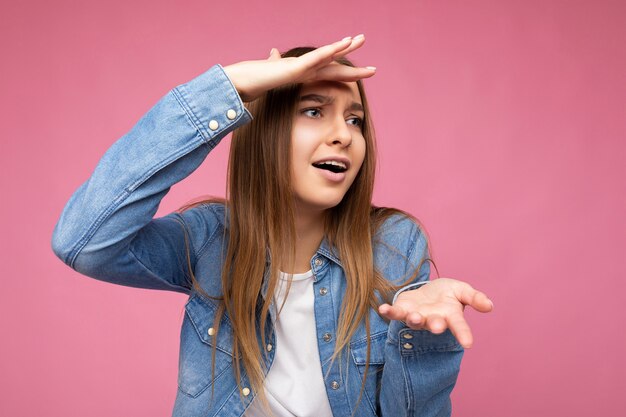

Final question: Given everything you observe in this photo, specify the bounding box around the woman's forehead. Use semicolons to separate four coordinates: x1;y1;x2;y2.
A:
299;80;362;103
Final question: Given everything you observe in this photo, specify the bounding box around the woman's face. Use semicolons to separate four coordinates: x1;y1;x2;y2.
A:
290;80;366;214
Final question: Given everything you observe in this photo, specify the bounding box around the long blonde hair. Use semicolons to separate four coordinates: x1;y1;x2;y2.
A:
178;47;432;411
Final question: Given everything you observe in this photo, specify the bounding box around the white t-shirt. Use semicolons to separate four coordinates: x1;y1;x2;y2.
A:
244;270;334;417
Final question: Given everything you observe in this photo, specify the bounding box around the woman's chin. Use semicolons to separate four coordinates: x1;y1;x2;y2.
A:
294;195;345;214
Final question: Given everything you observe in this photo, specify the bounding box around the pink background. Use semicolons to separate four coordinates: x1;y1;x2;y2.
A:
2;0;625;416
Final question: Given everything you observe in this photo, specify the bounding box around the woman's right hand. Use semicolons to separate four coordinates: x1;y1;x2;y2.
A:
222;34;376;102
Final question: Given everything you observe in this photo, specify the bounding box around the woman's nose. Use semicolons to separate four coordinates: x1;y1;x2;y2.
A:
327;116;352;147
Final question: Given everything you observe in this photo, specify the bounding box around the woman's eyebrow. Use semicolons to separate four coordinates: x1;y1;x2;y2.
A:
299;94;364;112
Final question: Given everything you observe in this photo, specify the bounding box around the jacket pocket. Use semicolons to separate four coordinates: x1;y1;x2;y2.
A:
350;331;387;415
178;293;234;398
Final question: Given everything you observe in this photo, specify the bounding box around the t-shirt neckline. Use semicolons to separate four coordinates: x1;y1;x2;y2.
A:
278;269;314;282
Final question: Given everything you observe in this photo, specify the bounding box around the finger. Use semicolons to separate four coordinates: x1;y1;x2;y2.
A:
332;33;366;59
268;48;281;61
314;63;376;82
378;303;408;322
457;284;494;313
423;314;447;334
446;312;474;349
298;37;354;69
405;311;425;329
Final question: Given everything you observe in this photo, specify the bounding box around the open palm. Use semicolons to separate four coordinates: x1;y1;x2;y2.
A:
379;278;493;348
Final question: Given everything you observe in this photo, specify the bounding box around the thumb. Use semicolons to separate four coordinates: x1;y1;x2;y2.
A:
268;47;281;61
457;284;494;313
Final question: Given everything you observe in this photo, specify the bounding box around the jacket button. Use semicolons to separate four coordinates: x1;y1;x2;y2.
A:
242;387;251;396
207;327;215;336
266;343;273;352
403;342;414;350
314;258;323;266
319;287;328;296
403;333;413;340
323;333;332;342
226;109;237;120
208;120;219;130
330;381;340;390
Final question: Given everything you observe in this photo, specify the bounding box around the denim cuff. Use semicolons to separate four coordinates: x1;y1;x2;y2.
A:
173;64;253;146
392;326;463;355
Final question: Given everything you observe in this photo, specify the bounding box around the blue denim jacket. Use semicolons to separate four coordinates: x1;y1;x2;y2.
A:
51;65;463;417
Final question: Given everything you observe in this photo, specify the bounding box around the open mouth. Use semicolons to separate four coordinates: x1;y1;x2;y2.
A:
312;161;348;174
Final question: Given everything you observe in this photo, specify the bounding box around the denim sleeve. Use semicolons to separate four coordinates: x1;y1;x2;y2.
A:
51;65;252;294
381;224;464;417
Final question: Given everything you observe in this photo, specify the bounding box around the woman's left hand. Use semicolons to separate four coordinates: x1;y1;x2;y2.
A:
378;278;493;348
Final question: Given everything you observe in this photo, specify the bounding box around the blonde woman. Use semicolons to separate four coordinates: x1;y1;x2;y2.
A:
52;35;493;417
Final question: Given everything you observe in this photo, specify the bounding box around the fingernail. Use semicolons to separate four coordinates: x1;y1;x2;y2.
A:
342;36;352;42
354;34;364;39
366;66;376;71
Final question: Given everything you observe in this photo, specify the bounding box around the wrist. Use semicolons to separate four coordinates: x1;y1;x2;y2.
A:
392;281;428;305
221;64;244;98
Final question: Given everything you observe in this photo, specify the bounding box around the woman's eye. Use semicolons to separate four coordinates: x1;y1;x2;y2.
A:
301;108;362;128
302;108;322;118
347;117;363;127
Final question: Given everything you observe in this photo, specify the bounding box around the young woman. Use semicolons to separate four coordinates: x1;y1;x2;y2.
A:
52;35;492;417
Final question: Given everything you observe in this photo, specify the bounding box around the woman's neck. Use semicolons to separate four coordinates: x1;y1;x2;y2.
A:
286;208;326;274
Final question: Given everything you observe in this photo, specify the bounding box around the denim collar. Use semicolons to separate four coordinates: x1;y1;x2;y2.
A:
260;236;342;303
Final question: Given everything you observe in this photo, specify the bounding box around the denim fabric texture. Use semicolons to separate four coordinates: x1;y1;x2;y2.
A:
52;64;464;417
